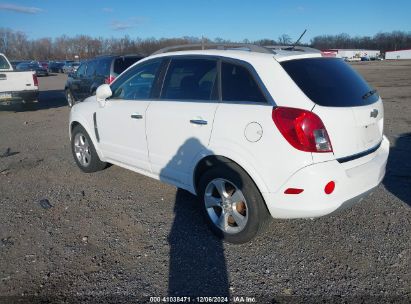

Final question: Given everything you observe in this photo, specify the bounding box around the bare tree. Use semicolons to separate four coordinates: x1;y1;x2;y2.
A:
278;34;292;45
1;27;410;60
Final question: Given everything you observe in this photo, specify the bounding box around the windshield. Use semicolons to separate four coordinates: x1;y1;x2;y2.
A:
280;57;379;107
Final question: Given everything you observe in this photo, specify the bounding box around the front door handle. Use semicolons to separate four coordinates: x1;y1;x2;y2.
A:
131;113;143;119
190;119;208;125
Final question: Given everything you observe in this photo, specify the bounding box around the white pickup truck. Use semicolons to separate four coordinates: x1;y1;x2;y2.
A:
0;53;39;105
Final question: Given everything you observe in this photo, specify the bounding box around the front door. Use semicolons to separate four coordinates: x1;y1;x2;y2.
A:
96;60;162;172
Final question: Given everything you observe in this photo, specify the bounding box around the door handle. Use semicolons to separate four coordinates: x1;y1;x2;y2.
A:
0;74;6;80
190;119;208;125
131;113;143;119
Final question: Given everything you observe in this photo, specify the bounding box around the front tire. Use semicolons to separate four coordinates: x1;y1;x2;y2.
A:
198;162;271;244
65;89;75;107
71;125;106;173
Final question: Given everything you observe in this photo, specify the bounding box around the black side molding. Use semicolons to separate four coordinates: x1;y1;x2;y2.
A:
337;141;382;163
93;112;100;142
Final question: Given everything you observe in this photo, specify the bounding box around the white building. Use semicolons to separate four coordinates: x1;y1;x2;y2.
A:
322;49;380;59
385;49;411;60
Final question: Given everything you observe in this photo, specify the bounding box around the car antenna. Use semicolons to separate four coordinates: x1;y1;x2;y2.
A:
289;29;307;50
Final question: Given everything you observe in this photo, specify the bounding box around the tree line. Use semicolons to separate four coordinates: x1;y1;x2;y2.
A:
1;28;410;61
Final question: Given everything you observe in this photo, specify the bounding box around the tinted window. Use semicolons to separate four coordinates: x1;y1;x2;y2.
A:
96;58;111;76
162;58;217;100
0;55;11;69
76;63;86;77
222;62;266;103
113;56;142;75
85;60;96;77
280;58;379;107
111;60;160;100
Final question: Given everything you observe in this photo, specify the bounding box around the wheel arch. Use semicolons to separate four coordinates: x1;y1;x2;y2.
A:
192;154;269;197
70;119;104;161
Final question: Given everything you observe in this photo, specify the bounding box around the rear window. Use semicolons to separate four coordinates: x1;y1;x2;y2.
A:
0;55;11;69
281;58;379;107
113;57;142;75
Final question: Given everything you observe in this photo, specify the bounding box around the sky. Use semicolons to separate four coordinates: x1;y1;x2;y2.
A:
0;0;410;43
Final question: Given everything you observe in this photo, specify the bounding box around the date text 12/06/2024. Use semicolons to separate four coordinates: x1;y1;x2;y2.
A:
149;296;256;303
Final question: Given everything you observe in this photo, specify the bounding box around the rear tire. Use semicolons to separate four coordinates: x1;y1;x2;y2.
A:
71;125;106;173
198;162;271;244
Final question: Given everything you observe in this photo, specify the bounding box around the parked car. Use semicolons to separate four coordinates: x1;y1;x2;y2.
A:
0;53;39;105
62;62;80;74
16;61;48;76
48;61;65;73
69;44;389;243
65;54;143;107
9;60;28;69
39;61;49;70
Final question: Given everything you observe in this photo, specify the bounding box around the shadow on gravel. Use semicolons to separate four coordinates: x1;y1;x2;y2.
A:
383;133;411;207
0;89;67;112
162;138;230;297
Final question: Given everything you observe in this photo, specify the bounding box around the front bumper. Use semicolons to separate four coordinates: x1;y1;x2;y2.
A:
262;136;389;219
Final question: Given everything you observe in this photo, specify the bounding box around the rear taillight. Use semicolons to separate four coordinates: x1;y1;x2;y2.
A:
272;107;333;153
105;75;115;84
33;74;38;87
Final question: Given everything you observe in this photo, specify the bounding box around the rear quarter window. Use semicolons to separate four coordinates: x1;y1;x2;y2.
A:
281;58;379;107
0;55;11;69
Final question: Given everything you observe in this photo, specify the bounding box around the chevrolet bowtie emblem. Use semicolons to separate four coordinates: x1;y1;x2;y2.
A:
370;109;378;118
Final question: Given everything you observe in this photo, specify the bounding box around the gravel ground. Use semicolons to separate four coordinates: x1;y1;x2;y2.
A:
0;63;410;304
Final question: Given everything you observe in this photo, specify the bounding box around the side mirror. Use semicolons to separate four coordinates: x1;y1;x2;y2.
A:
96;84;112;107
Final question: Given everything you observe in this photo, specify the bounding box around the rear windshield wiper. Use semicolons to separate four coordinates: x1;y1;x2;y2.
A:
362;89;377;100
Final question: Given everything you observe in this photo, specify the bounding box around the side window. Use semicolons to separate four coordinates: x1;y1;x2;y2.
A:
95;58;111;77
161;58;217;101
76;63;87;77
221;62;266;103
85;60;96;77
110;60;161;100
113;57;141;76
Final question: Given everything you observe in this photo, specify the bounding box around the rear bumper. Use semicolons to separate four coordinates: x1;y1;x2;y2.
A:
0;90;39;103
262;136;389;219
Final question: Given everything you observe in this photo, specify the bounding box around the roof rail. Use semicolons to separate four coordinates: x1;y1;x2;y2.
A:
264;45;321;53
151;43;275;55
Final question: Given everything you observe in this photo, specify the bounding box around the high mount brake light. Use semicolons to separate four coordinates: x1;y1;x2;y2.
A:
272;107;333;153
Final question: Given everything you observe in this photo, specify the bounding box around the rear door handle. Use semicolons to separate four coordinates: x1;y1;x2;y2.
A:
190;119;208;125
0;74;6;80
131;113;143;119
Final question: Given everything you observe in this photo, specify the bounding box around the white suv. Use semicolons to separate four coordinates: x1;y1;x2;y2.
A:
69;44;389;243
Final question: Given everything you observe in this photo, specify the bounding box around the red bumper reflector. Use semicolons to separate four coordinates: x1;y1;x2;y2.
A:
284;188;304;194
324;181;335;194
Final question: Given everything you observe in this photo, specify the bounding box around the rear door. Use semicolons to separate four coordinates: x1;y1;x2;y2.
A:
281;57;383;160
145;57;219;185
